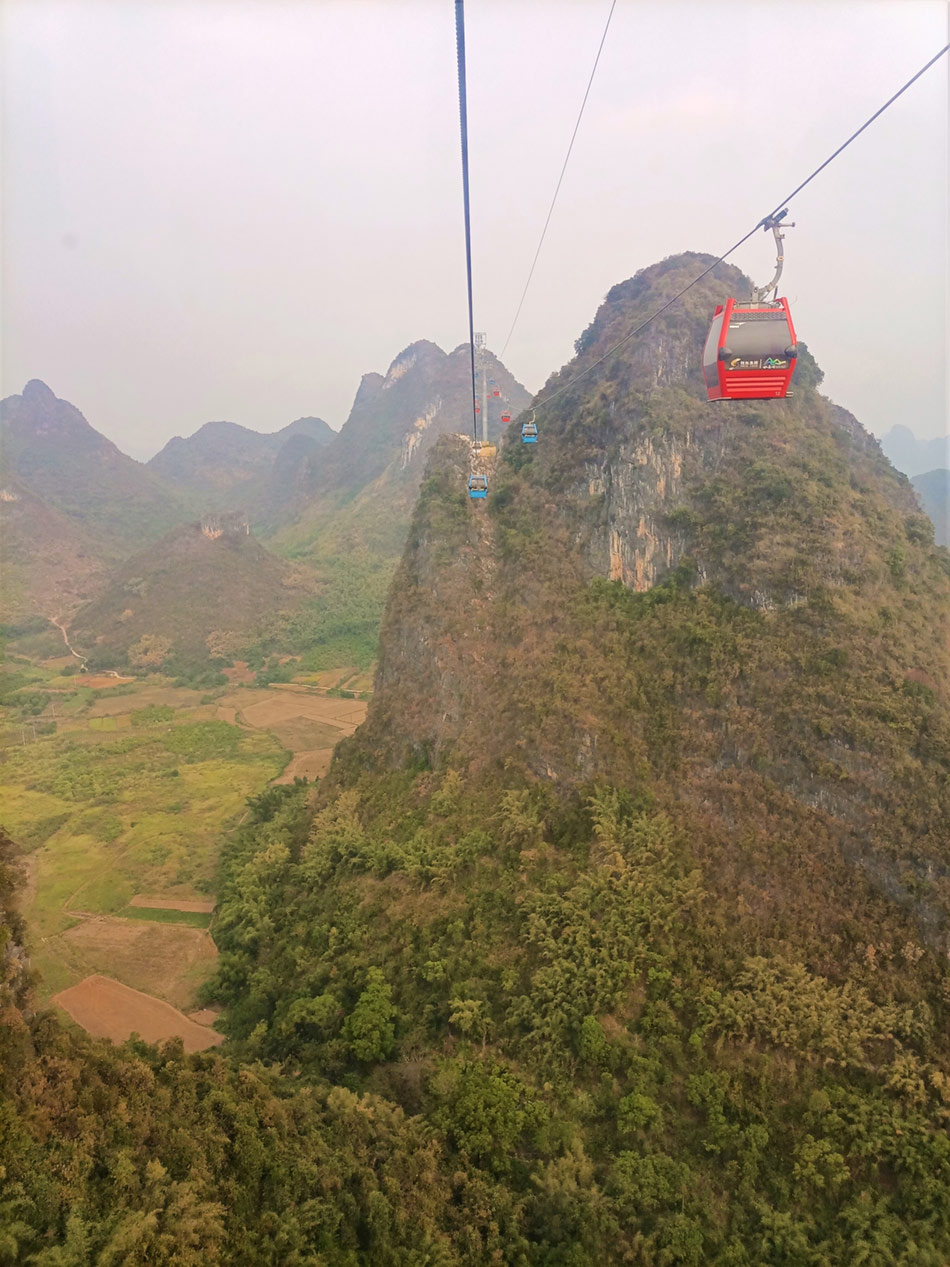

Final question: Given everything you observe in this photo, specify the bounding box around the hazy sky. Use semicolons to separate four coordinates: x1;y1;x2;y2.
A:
2;0;947;459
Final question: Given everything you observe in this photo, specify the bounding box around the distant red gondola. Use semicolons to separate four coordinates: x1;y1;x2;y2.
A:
501;408;511;423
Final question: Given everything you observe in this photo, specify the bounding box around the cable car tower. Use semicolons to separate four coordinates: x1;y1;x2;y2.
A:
474;332;489;446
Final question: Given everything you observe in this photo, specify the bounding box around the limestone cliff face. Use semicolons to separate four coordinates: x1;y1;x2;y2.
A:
350;253;949;947
584;431;688;591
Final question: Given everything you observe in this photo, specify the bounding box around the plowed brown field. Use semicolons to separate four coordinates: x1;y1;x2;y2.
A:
53;975;224;1051
61;917;219;1010
239;692;367;732
226;686;368;785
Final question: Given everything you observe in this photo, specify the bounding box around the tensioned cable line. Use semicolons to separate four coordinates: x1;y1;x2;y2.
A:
455;0;479;445
529;39;950;416
499;0;617;361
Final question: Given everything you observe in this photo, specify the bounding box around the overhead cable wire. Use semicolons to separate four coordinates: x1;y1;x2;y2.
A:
532;39;950;414
499;0;617;361
455;0;479;444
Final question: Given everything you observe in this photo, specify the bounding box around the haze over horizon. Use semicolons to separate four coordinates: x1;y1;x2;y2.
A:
2;0;947;460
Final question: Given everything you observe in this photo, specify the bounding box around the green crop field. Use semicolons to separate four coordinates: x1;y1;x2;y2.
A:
120;906;213;929
1;658;289;1003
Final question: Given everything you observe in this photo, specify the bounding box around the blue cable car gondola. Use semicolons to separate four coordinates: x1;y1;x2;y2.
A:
468;473;488;499
521;420;538;444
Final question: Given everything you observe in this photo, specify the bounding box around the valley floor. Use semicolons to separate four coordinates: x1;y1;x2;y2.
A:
2;654;369;1047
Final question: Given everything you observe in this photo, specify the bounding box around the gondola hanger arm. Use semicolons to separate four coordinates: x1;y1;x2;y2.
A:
751;208;795;304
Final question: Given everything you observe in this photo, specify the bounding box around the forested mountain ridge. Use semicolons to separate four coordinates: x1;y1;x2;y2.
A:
208;253;950;1259
3;255;950;1263
0;823;482;1264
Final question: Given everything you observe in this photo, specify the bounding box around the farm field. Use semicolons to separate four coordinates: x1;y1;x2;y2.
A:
53;975;224;1051
2;653;370;1040
215;682;368;784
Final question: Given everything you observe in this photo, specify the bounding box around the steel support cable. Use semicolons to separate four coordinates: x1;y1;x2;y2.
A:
455;0;479;445
499;0;617;361
531;39;950;415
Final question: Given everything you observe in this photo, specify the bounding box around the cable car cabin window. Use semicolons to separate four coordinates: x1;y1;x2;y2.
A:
726;310;791;362
703;311;725;375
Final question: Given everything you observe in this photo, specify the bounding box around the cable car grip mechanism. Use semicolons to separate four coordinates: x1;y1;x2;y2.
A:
751;208;795;304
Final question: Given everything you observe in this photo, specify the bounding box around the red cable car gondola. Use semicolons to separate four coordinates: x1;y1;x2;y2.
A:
702;297;797;401
500;407;511;424
702;209;798;403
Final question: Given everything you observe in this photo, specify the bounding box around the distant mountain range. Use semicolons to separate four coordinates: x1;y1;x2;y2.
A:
880;424;948;478
912;469;949;547
0;345;531;672
146;416;334;512
1;379;185;550
877;426;949;547
1;380;186;626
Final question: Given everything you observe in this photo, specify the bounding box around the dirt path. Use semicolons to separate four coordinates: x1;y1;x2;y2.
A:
14;851;39;913
48;616;88;671
47;617;128;682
